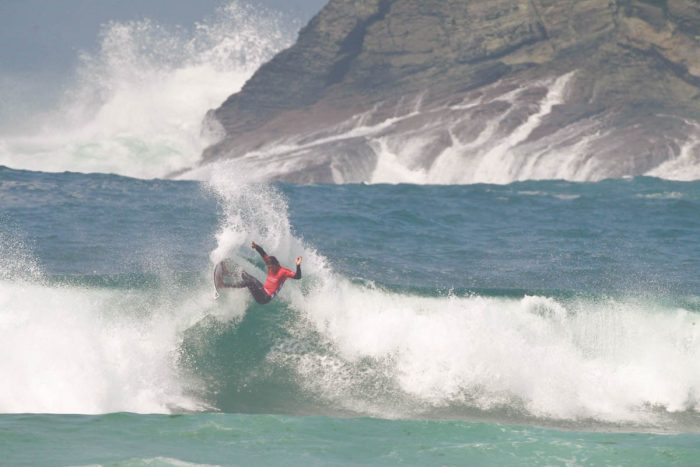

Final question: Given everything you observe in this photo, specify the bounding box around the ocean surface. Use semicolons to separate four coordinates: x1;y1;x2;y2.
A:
2;1;700;464
2;166;700;465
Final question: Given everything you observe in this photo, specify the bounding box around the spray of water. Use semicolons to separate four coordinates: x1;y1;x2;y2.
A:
2;171;700;425
281;285;700;423
203;165;700;426
0;1;296;179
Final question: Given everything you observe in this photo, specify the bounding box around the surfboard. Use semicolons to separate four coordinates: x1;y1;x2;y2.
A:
214;258;259;298
213;261;226;293
213;258;241;293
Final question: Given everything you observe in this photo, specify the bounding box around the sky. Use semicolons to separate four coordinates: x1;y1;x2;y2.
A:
0;0;328;73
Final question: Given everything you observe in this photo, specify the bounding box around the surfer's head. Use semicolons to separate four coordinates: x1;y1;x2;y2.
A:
267;256;280;271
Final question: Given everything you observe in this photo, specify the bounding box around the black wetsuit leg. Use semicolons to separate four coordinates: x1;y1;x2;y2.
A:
219;263;272;305
240;271;272;305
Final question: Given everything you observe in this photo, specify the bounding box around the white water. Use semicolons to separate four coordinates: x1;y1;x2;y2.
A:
2;172;700;423
648;122;700;181
284;284;700;423
187;70;700;185
0;281;206;414
0;2;295;179
0;232;223;414
3;4;699;185
204;169;700;425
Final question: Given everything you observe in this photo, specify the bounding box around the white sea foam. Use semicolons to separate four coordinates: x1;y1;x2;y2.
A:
3;171;700;422
205;168;700;425
281;280;700;423
647;126;700;181
0;228;236;414
206;169;328;278
0;274;230;414
188;72;587;184
0;2;295;179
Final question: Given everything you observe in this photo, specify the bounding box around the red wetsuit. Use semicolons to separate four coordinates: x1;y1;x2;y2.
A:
217;245;301;305
263;265;297;297
253;244;302;301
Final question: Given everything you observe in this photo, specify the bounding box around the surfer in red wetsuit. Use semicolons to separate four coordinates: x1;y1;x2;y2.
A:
216;241;302;304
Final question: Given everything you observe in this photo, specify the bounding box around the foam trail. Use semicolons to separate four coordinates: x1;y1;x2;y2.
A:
469;73;574;183
647;123;700;181
0;2;295;179
280;280;700;424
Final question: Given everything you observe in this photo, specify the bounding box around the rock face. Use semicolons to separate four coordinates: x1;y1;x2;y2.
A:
196;0;700;184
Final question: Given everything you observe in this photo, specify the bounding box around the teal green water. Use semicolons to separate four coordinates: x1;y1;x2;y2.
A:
2;413;699;466
2;167;700;465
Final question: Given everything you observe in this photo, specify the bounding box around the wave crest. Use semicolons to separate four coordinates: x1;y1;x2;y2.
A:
0;1;296;178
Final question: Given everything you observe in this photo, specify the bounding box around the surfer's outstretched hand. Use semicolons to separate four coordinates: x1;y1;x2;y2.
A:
296;256;303;265
251;241;257;249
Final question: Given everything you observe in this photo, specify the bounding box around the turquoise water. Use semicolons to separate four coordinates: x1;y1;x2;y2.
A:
2;166;700;465
2;414;699;466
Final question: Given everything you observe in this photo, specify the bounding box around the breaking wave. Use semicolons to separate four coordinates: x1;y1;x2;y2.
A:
198;172;700;428
0;1;296;179
2;168;699;429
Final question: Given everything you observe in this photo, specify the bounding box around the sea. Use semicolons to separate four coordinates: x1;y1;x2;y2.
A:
2;2;700;466
2;168;700;465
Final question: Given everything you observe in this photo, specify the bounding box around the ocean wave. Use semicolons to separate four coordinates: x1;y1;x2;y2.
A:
0;1;295;179
279;283;700;424
2;175;699;430
198;172;700;427
0;275;217;414
3;267;699;427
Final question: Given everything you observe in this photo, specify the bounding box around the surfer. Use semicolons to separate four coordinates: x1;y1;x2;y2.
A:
215;241;302;304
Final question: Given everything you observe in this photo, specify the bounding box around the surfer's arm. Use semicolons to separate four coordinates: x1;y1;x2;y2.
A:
281;266;301;280
251;242;267;259
293;256;302;279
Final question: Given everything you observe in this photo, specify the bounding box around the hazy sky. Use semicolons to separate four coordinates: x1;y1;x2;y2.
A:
0;0;328;73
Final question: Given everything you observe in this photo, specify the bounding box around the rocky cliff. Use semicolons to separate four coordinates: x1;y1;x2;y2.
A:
195;0;700;184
